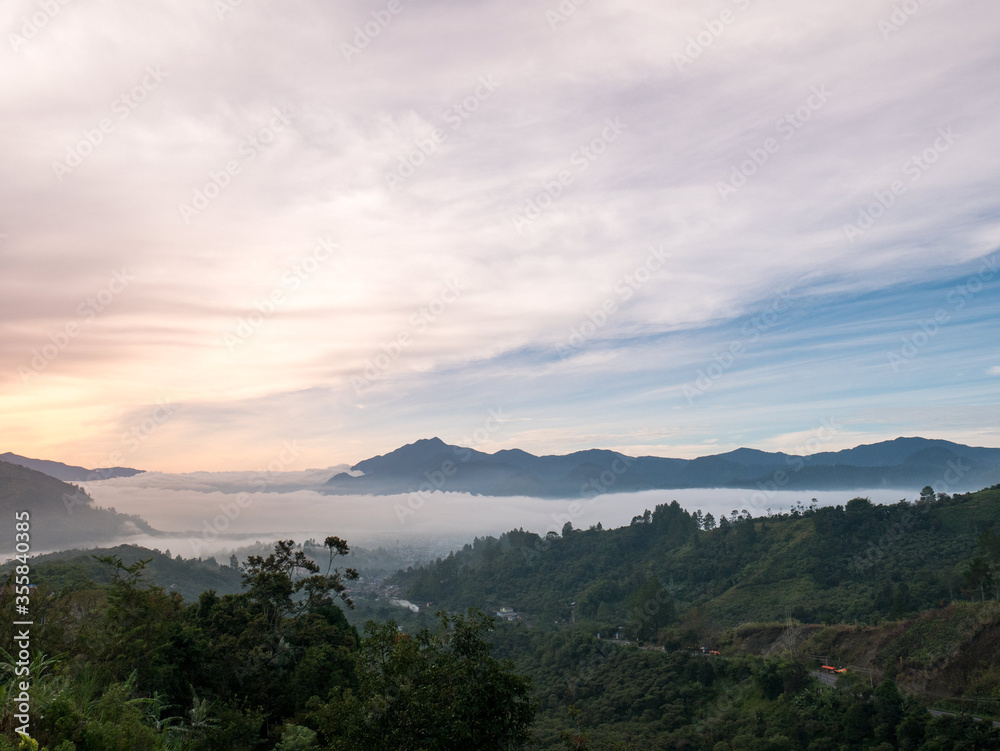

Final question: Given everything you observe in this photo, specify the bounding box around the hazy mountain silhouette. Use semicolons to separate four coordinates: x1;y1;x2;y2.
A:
0;460;154;555
321;436;1000;497
0;451;144;481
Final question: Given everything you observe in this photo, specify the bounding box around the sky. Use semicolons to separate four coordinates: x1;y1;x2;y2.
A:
2;0;999;473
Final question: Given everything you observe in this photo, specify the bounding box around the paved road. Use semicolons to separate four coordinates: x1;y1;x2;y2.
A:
809;671;837;687
928;708;1000;729
809;672;999;728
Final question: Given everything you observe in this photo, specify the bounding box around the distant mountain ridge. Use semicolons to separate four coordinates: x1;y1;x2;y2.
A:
321;436;1000;497
0;452;144;481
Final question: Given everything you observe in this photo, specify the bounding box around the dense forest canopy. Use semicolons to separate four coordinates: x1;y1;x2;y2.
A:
2;485;1000;749
394;485;1000;629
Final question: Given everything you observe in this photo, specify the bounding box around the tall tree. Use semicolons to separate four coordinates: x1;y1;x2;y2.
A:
312;609;534;750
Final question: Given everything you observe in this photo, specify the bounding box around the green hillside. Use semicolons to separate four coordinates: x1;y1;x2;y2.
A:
3;488;1000;749
375;486;1000;748
2;544;245;602
728;601;1000;708
394;485;1000;629
486;608;1000;750
0;539;532;751
0;460;155;553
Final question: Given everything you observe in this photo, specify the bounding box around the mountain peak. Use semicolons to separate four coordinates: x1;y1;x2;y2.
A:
351;436;457;474
327;435;1000;497
415;437;448;447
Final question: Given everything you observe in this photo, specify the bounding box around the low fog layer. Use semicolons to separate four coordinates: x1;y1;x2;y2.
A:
78;479;917;560
92;466;351;494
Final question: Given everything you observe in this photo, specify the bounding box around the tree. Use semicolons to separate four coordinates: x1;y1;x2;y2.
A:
241;538;358;628
627;578;675;641
889;583;910;619
311;609;534;750
964;556;993;602
171;537;362;726
979;528;1000;600
90;554;187;689
846;497;874;515
873;678;904;743
275;725;320;750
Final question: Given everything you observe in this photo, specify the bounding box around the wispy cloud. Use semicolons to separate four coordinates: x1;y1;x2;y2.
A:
2;0;999;469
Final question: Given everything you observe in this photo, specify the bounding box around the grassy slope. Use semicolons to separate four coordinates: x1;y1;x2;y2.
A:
728;602;1000;714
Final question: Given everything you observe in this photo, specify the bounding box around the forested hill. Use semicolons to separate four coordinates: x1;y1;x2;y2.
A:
393;485;1000;629
5;544;245;602
0;460;154;554
3;495;1000;749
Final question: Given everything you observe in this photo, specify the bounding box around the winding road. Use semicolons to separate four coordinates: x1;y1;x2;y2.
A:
809;671;999;728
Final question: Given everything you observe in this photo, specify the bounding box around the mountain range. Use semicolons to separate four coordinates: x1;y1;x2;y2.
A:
0;451;143;481
321;436;1000;497
6;437;999;500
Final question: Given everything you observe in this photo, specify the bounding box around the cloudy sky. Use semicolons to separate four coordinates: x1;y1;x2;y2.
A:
2;0;999;473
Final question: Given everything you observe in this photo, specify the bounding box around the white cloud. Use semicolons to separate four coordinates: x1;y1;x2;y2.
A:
70;482;916;561
2;0;999;468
